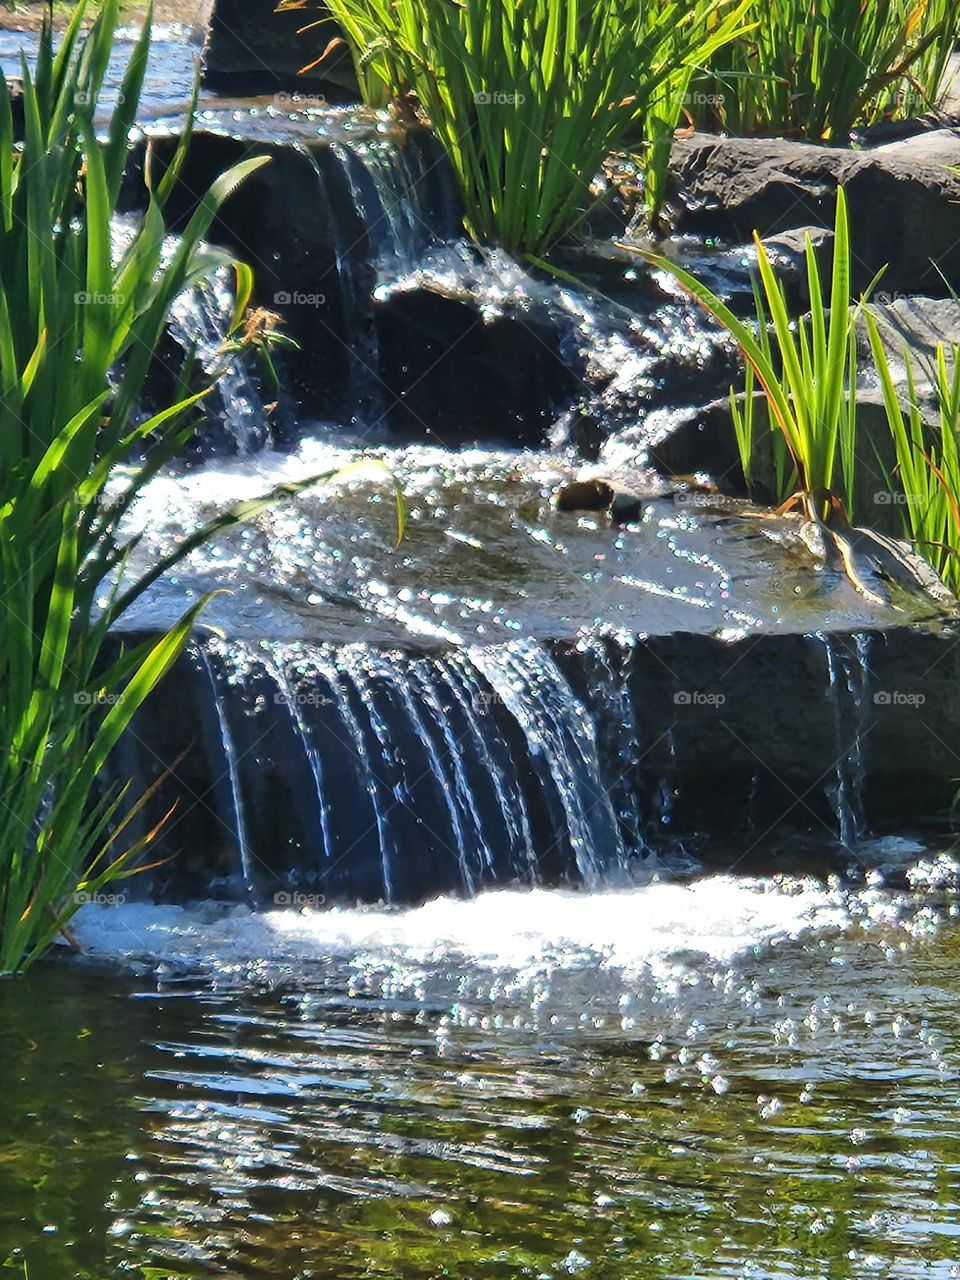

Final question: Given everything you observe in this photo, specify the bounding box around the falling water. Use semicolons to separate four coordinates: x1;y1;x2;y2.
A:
268;657;334;867
468;638;625;889
168;264;271;454
577;630;646;857
198;645;254;889
442;652;538;879
820;633;872;848
304;147;387;427
313;648;397;902
330;134;444;276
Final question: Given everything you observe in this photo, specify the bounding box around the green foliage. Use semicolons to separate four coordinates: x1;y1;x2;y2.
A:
866;318;960;594
0;0;275;974
692;0;957;140
639;189;868;524
319;0;752;254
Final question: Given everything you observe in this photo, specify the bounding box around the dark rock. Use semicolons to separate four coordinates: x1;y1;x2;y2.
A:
107;620;960;905
140;126;375;425
373;285;580;443
609;490;644;525
555;478;644;525
555;479;615;512
668;126;960;295
201;0;357;99
647;388;928;535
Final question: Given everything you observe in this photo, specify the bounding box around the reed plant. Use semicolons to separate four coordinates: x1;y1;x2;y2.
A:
317;0;752;254
865;318;960;594
0;0;278;974
692;0;957;139
637;189;869;524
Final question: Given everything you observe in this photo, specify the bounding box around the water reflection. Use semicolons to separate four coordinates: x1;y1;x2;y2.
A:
2;877;960;1279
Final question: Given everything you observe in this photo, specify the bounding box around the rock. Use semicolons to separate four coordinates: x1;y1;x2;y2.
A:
647;387;933;535
668;126;960;296
374;285;580;444
761;227;835;308
556;479;615;512
201;0;357;99
555;478;644;524
609;490;644;525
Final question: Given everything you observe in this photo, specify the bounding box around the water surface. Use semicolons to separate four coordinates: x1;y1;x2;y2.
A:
3;870;960;1280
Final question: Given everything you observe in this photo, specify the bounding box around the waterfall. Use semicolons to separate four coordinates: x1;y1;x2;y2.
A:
199;645;254;891
267;657;334;868
441;652;538;880
467;639;626;889
330;136;435;276
168;263;271;455
311;648;398;902
819;633;872;848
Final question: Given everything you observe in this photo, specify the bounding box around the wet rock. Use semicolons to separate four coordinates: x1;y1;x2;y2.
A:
609;490;644;525
761;227;835;308
138;126;375;424
555;479;615;512
555;478;644;524
107;619;960;905
668;126;960;295
374;286;579;443
647;388;931;534
201;0;356;99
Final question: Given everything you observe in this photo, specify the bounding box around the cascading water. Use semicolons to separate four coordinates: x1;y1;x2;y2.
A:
168;263;273;455
199;645;254;891
819;633;872;849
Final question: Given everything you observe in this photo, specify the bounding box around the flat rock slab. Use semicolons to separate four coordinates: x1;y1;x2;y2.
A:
668;126;960;295
114;445;949;648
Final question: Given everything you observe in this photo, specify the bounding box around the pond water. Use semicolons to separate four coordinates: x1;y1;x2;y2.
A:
3;871;960;1280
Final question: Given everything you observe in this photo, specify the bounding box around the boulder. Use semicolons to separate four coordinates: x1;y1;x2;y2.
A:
668;126;960;295
374;285;580;443
201;0;356;99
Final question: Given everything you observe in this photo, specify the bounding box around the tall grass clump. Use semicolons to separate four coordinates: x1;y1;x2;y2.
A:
690;0;957;140
317;0;752;255
0;0;276;975
866;319;960;593
637;189;869;524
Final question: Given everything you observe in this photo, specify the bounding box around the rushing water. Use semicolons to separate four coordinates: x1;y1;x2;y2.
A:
3;868;960;1280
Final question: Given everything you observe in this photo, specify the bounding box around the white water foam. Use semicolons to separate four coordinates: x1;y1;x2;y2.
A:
71;876;853;977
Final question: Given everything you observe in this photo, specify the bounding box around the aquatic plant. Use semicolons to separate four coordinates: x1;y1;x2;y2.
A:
692;0;957;139
314;0;752;254
0;0;285;975
637;189;868;525
865;318;960;594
